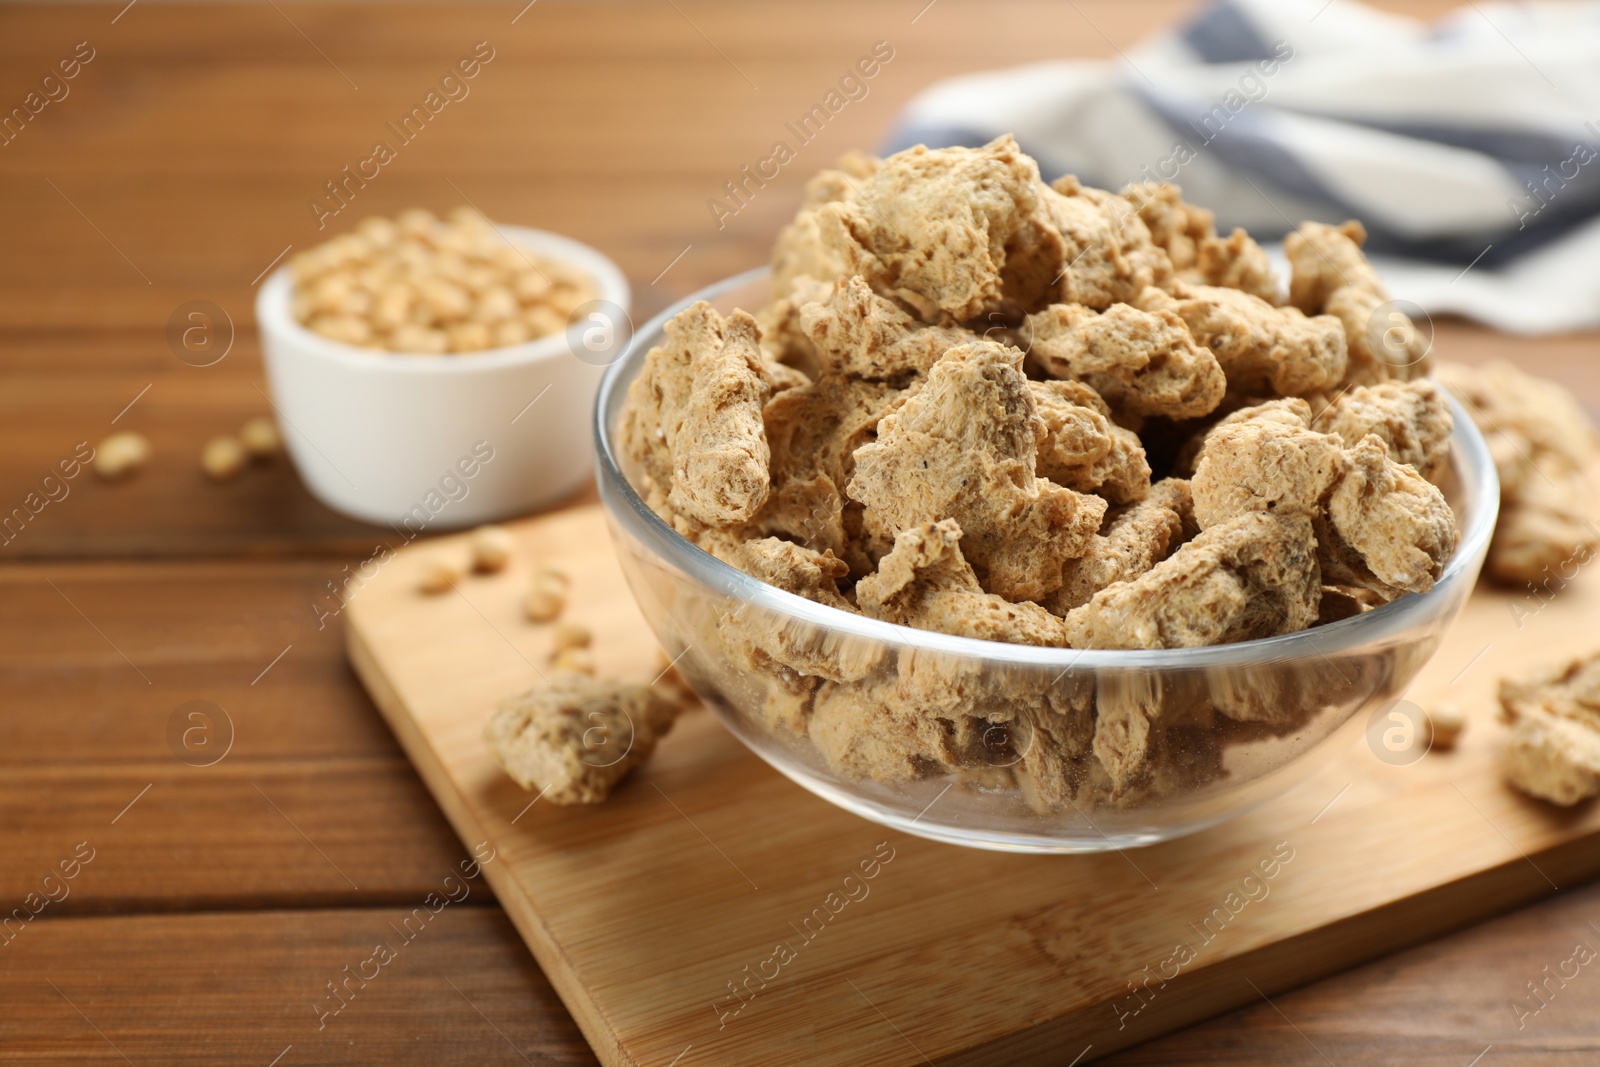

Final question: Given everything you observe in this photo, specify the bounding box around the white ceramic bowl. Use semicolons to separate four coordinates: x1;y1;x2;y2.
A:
257;225;631;529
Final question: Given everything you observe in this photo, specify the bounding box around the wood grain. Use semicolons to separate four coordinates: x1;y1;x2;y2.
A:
0;762;476;915
3;880;1596;1065
1107;877;1600;1066
0;908;598;1066
346;505;1600;1066
0;560;476;909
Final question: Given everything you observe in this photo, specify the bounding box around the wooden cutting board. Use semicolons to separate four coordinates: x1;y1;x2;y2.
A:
345;504;1600;1066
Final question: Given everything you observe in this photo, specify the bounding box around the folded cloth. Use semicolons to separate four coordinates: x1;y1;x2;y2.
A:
885;0;1600;334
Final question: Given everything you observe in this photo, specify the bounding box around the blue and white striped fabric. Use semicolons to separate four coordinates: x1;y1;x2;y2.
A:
885;0;1600;334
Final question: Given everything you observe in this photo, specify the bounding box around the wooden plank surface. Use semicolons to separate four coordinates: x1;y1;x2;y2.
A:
1111;874;1600;1066
0;908;597;1066
2;884;1596;1065
2;0;1598;1063
346;505;1600;1066
0;560;475;909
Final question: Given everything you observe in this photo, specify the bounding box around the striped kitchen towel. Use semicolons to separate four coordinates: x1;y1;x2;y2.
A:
885;0;1600;334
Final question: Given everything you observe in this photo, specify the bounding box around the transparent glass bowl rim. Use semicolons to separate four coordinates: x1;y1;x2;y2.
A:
594;266;1501;671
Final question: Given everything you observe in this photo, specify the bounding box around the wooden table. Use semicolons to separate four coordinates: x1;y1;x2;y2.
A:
2;2;1595;1063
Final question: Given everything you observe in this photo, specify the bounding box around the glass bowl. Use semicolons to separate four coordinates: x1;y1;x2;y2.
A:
594;269;1499;853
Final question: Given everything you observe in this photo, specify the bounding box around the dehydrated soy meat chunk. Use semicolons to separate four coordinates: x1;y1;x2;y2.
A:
486;676;683;804
1503;714;1600;806
1499;652;1600;731
1191;417;1346;529
771;152;880;303
1063;513;1321;649
799;275;970;381
1029;380;1151;504
1286;220;1427;384
1045;177;1169;310
1122;182;1278;303
807;680;993;783
1172;397;1314;476
732;537;853;612
1091;672;1223;802
856;519;1068;646
849;341;1107;601
1140;282;1346;397
619;302;773;528
1197;229;1279;304
1317;435;1456;596
751;472;850;561
1435;361;1595;476
1023;302;1225;421
1009;674;1098;812
817;136;1067;321
1047;478;1191;614
720;538;879;684
760;372;909;566
1122;181;1211;275
1191;408;1453;597
763;375;903;489
756;274;832;374
1487;468;1598;586
1498;652;1600;806
1315;379;1453;482
1435;361;1598;585
1315;583;1387;624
